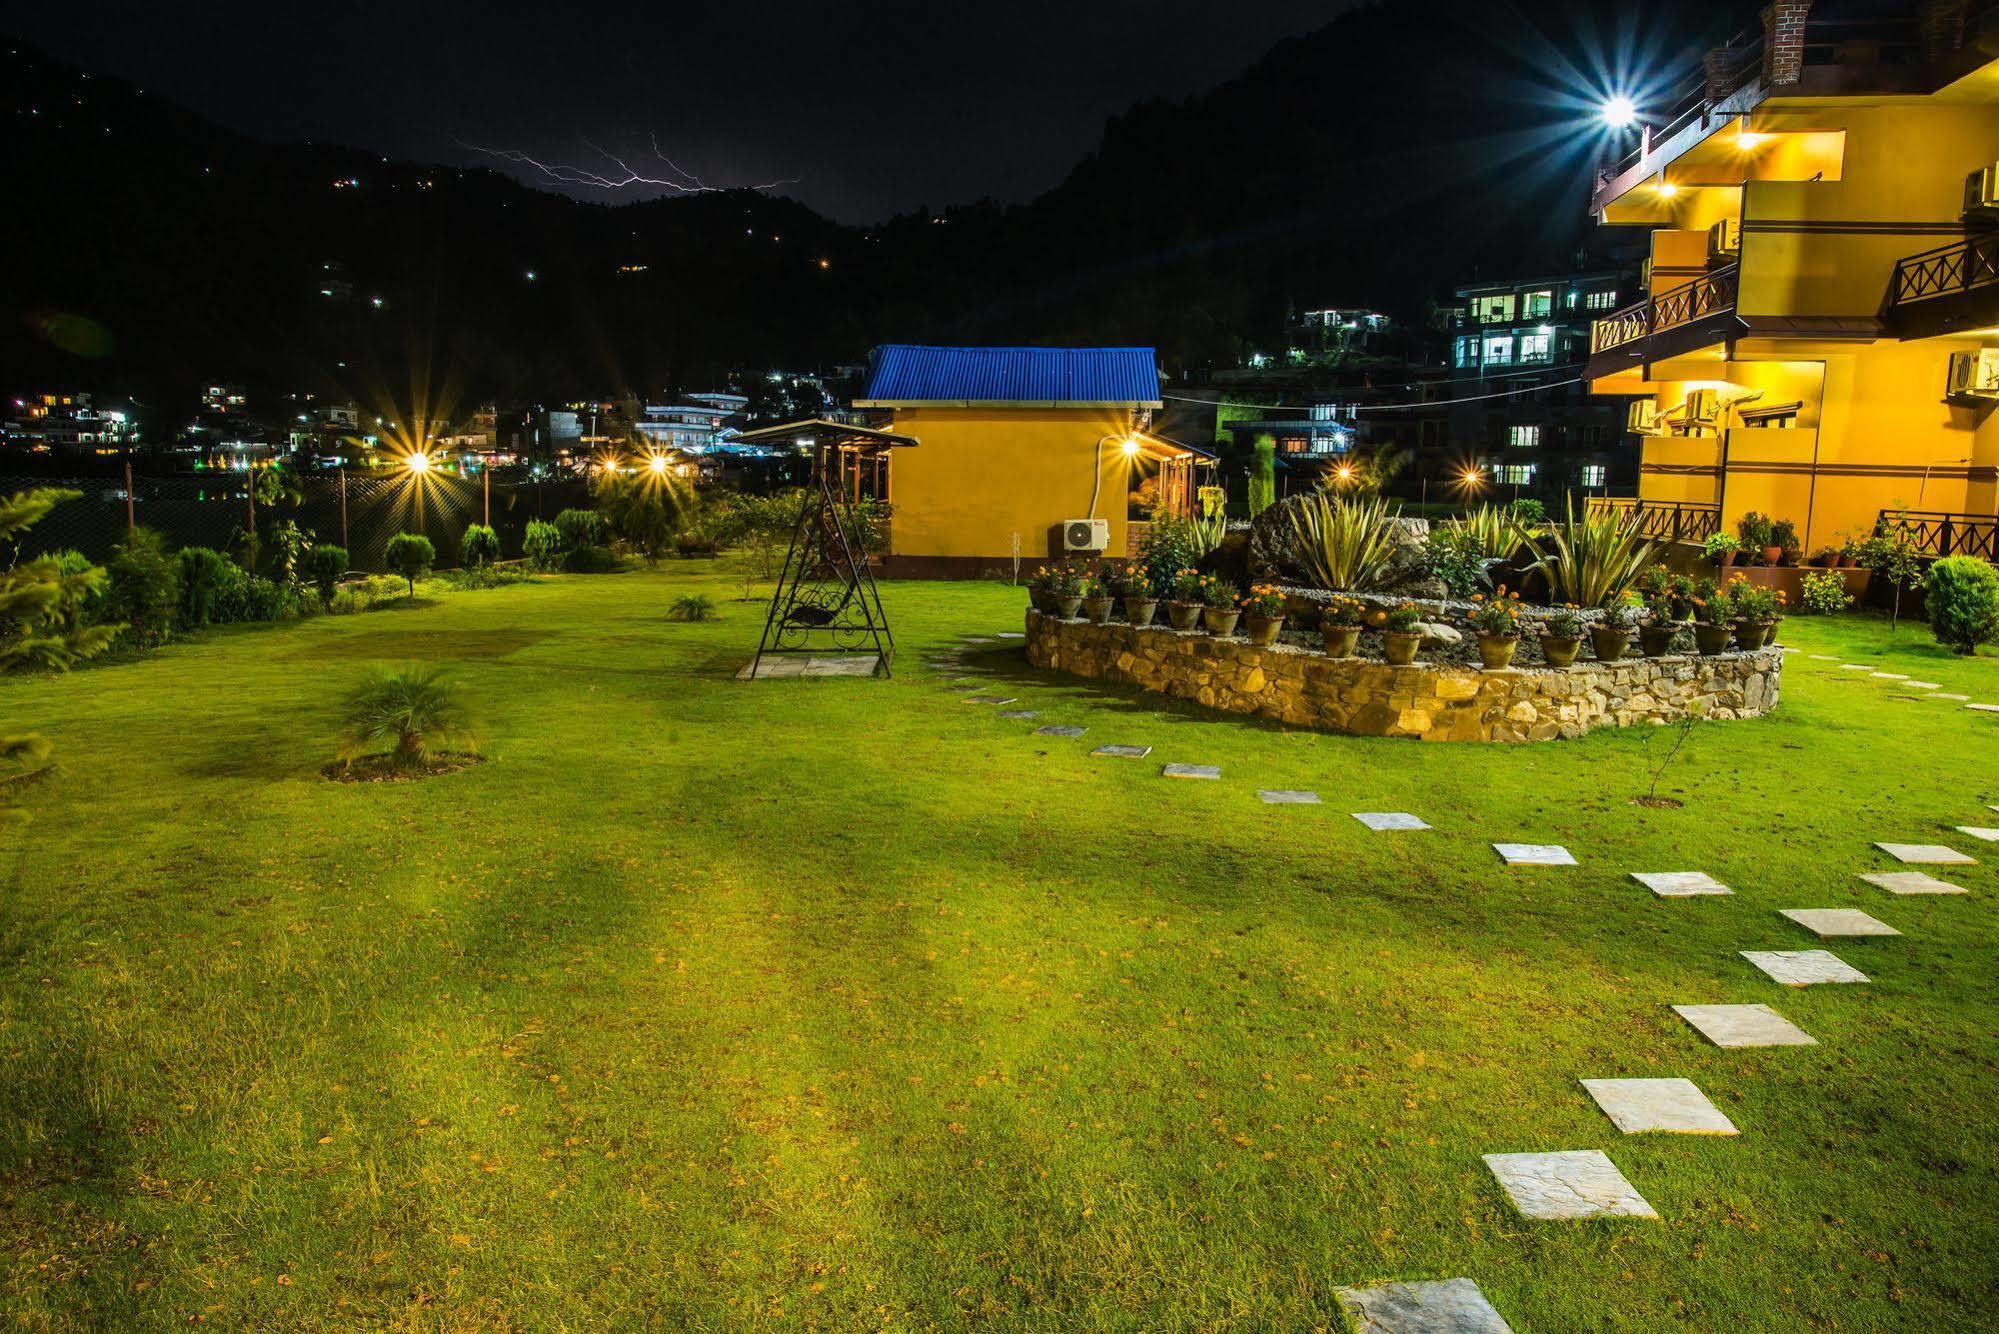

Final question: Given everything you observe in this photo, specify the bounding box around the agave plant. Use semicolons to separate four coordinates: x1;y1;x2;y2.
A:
1442;504;1523;561
1190;508;1228;557
1288;493;1403;592
1520;497;1661;607
338;664;475;767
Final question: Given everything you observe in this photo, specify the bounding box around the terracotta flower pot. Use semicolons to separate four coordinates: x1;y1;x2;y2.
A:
1123;596;1158;627
1719;549;1737;569
1321;624;1361;658
1165;600;1203;631
1837;555;1857;569
1080;596;1114;625
1201;606;1241;637
1244;613;1284;646
1590;626;1631;662
1476;633;1519;669
1761;544;1784;566
1639;623;1679;657
1541;634;1581;668
1052;595;1083;619
1694;623;1734;655
1382;630;1422;666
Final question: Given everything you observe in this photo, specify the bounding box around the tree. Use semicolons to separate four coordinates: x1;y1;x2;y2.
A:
459;524;501;569
384;533;435;598
1864;530;1927;629
0;489;120;672
592;472;684;565
303;544;349;610
1248;437;1276;515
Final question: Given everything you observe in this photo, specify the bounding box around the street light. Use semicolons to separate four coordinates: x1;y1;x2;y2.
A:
1601;96;1638;129
648;452;669;476
405;450;431;475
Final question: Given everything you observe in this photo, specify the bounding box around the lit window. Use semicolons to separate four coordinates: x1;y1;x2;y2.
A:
1519;333;1551;362
1508;425;1540;449
1585;289;1618;310
1580;464;1607;487
1483;336;1514;366
1454;336;1479;368
1498;464;1536;486
1522;290;1553;318
1472;294;1516;324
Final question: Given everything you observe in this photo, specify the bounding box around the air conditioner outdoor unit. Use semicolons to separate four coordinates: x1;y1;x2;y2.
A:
1062;518;1110;552
1708;217;1741;261
1946;348;1999;400
1626;400;1662;434
1963;164;1999;222
1684;388;1719;425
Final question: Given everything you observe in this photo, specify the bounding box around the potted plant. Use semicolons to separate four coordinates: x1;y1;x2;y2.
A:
1047;563;1085;619
1690;579;1735;655
1382;602;1425;665
1770;517;1800;568
1078;571;1115;625
1107;565;1159;626
1028;565;1056;614
1465;587;1524;669
1197;572;1241;636
1702;530;1740;569
1241;584;1287;646
1541;605;1584;668
1727;575;1781;648
1164;568;1206;631
1592;600;1637;662
1636;572;1682;656
1321;593;1366;658
1836;534;1860;569
1737;511;1778;567
1808;546;1839;569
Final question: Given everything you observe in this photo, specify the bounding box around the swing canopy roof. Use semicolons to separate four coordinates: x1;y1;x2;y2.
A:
732;418;918;455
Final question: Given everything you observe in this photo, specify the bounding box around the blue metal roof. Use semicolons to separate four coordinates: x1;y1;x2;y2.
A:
855;344;1162;408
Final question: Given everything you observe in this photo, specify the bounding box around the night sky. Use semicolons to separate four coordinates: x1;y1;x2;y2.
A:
4;0;1355;222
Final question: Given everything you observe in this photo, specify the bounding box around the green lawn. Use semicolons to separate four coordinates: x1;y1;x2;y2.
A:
4;568;1997;1330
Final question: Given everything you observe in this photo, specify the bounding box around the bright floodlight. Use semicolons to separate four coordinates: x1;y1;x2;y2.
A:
1121;436;1141;457
406;450;432;475
1602;96;1638;129
648;453;668;475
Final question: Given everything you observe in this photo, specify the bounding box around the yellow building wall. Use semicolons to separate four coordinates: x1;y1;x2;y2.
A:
881;406;1144;560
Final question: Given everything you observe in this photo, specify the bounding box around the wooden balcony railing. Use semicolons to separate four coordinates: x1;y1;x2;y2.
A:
1889;232;1999;307
1877;509;1999;561
1590;265;1739;356
1588;496;1723;544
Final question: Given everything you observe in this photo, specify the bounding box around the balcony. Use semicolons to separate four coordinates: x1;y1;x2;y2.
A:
1878;509;1999;561
1587;496;1722;545
1587;265;1740;374
1884;231;1999;340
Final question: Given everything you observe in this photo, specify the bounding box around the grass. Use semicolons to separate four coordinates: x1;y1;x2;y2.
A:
3;568;1998;1329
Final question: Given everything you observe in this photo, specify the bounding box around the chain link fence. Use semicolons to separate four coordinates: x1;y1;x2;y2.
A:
4;472;593;571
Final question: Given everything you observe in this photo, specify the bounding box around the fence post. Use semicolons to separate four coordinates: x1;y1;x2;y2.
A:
1941;516;1955;557
339;468;349;550
246;470;257;573
484;468;491;528
124;459;135;536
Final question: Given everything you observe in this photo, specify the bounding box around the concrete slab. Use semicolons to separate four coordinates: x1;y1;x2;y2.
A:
1672;1003;1817;1048
1875;842;1976;865
1161;763;1220;779
1482;1150;1657;1220
1494;843;1577;867
1779;908;1899;938
1258;790;1323;805
1859;870;1967;895
1631;871;1732;898
1580;1078;1738;1136
1034;725;1087;738
1092;744;1152;758
1740;949;1870;986
1355;812;1431;831
1335;1278;1515;1334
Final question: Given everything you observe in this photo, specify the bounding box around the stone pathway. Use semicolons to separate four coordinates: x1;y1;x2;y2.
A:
947;683;983;692
1952;826;1999;842
962;636;995;644
1906;681;1942;689
1874;842;1976;865
736;655;883;679
1934;693;1972;701
1780;908;1899;937
1482;1150;1658;1220
1355;812;1430;831
1092;744;1152;758
1493;843;1576;866
1161;763;1220;780
1871;672;1910;681
1741;949;1870;986
1258;790;1322;805
1969;703;1999;713
1859;869;1967;895
996;709;1039;720
1336;1279;1515;1334
1580;1078;1738;1136
995;632;1025;639
1808;654;1840;661
1673;1003;1817;1048
1034;725;1086;738
1631;871;1732;898
963;695;1015;705
1839;664;1874;671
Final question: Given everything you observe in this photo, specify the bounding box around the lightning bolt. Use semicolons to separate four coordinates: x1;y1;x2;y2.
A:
454;134;798;195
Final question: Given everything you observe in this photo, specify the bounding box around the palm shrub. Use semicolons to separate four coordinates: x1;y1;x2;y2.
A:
302;544;348;610
1520;497;1660;607
384;532;435;598
337;663;475;767
460;524;501;569
1925;555;1999;654
177;546;237;626
523;519;563;571
0;489;119;672
1287;492;1401;591
666;593;717;622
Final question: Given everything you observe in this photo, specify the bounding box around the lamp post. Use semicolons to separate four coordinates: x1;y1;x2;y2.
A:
405;449;432;536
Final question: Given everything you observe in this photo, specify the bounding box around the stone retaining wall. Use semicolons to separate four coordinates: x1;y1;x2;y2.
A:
1023;611;1783;742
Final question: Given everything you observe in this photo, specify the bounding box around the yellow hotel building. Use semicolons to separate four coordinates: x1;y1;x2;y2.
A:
1586;1;1999;561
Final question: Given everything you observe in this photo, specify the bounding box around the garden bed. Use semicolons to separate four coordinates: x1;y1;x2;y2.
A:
1024;610;1783;742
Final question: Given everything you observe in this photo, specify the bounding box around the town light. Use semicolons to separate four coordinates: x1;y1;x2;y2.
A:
1656;181;1679;198
405;450;431;475
648;453;668;475
1601;96;1638;129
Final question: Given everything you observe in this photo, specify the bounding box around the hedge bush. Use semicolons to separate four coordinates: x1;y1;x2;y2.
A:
1926;555;1999;654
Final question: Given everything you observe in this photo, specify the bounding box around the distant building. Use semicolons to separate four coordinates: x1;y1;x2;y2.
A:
3;392;137;453
634;398;741;454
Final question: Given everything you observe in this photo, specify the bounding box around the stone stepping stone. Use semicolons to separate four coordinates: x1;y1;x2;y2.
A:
962;636;995;644
1871;672;1910;680
996;710;1039;720
1482;1150;1657;1220
1034;725;1087;738
1933;693;1971;701
1258;789;1323;805
1741;949;1869;986
1631;871;1732;898
1673;1003;1817;1048
1780;908;1899;938
1875;842;1976;865
1161;763;1220;780
1906;681;1942;689
1971;703;1999;713
1859;869;1967;895
963;695;1015;704
1355;812;1430;831
1808;654;1840;661
1953;826;1999;842
995;632;1025;639
1092;744;1152;758
1494;843;1576;866
1336;1278;1515;1333
1839;664;1874;671
1580;1078;1738;1136
946;683;983;692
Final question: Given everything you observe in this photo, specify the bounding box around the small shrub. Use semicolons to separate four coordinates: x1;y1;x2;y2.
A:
1736;511;1775;553
1797;569;1853;616
665;593;717;622
553;508;606;552
384;532;435;598
302;544;348;610
1504;497;1545;526
561;544;620;574
1423;526;1488;598
1383;602;1422;633
1925;555;1999;655
105;527;182;647
337;663;475;767
447;564;532;592
523;520;564;571
177;546;237;626
460;524;501;569
1136;517;1199;593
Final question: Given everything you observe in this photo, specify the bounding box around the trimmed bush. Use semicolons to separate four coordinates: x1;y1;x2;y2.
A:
523;519;563;572
105;527;182;647
177;546;237;626
561;544;620;574
1926;555;1999;655
384;532;436;598
303;544;348;610
554;508;606;551
460;524;501;569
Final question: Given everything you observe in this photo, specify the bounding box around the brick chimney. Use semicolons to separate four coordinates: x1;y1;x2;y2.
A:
1704;44;1742;102
1761;0;1814;87
1919;0;1969;60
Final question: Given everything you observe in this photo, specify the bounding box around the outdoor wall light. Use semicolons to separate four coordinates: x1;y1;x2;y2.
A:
648;453;669;475
1601;96;1638;129
1121;435;1141;457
